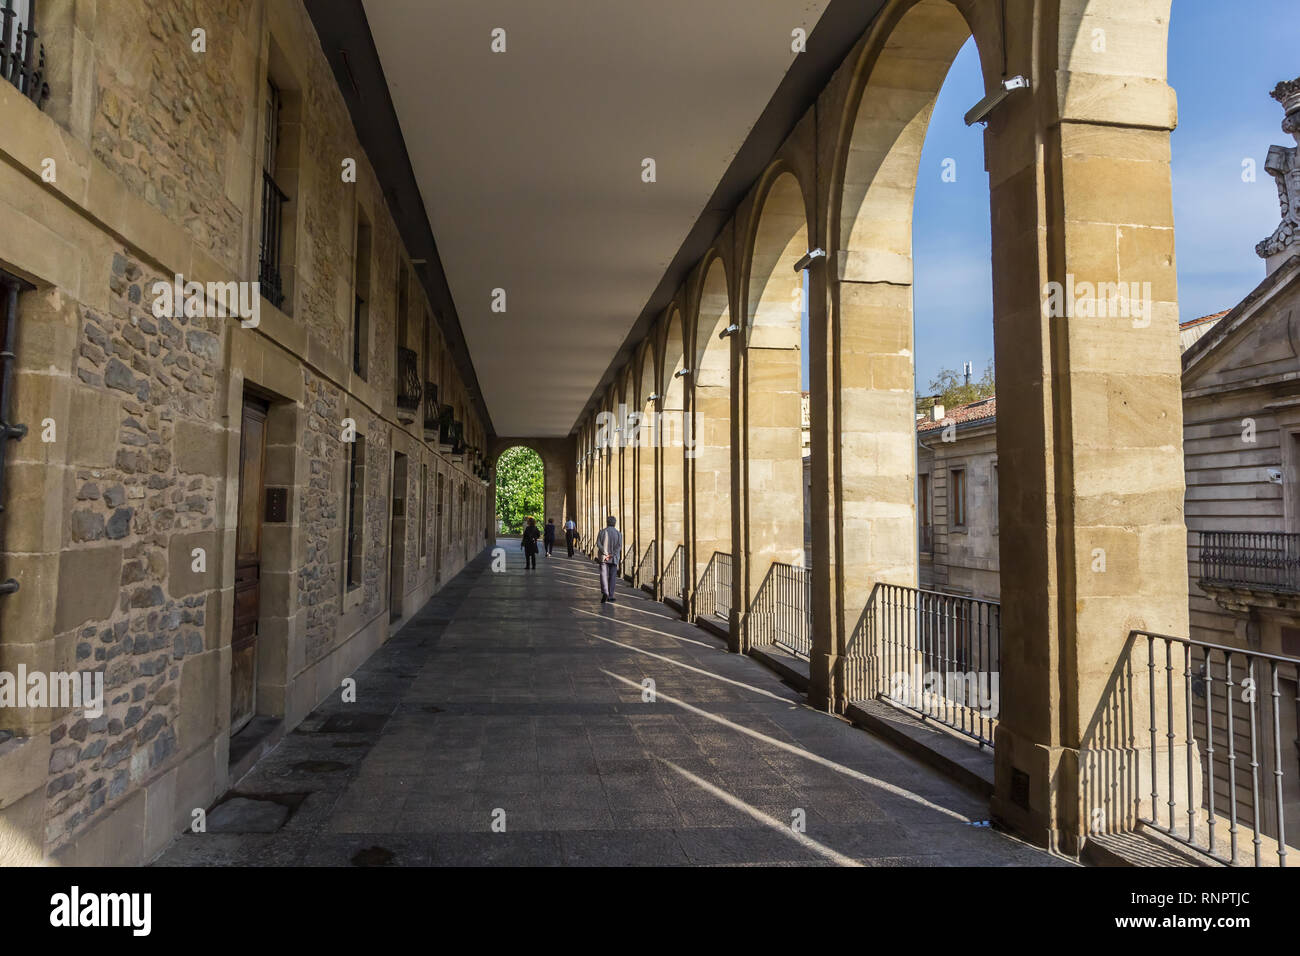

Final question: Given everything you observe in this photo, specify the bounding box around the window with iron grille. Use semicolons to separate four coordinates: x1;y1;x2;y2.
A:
352;212;371;379
1;0;48;109
1;270;30;597
259;79;288;309
345;433;366;591
419;463;428;558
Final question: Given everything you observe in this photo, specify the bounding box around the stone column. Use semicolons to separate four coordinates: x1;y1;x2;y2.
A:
988;0;1190;854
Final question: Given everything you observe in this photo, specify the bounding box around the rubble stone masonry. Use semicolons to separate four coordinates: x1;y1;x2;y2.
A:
0;0;492;865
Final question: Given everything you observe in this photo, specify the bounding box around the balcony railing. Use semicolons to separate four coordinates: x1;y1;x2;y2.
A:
422;382;439;434
436;405;454;446
748;563;812;660
395;347;422;415
1;0;49;109
1199;530;1300;593
258;170;288;309
694;551;732;623
844;583;1000;748
636;541;657;590
1124;630;1299;866
661;544;685;603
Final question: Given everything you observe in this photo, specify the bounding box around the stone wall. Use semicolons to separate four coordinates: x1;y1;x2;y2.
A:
0;0;492;865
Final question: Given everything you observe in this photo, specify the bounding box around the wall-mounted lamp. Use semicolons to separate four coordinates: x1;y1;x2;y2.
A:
674;368;691;378
964;75;1030;127
792;248;826;272
718;324;740;340
648;393;661;402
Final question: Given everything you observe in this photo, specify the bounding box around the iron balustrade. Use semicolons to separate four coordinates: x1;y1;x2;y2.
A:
1130;629;1299;866
749;563;812;659
1199;530;1300;593
1;0;48;109
661;544;685;602
422;382;439;433
395;347;422;413
844;583;1000;748
694;551;732;622
636;541;657;590
0;271;30;597
258;170;288;309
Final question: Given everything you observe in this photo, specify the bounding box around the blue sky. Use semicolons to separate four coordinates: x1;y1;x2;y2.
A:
905;0;1297;394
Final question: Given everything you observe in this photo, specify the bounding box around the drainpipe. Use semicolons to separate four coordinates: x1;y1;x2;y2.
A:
0;273;28;595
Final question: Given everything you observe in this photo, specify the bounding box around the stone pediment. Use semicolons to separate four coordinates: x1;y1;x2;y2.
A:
1182;258;1300;392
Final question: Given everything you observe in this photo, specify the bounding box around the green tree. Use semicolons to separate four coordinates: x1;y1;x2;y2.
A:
916;360;995;414
494;446;544;534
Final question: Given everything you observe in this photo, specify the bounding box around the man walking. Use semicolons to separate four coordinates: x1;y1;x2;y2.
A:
564;516;577;557
543;518;556;557
596;516;622;604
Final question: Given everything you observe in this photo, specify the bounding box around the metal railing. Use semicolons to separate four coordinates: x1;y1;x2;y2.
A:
660;544;685;603
1;0;48;109
636;541;657;590
1199;530;1300;593
844;583;1000;748
258;170;288;309
395;347;422;413
422;382;439;434
748;563;812;659
1127;630;1299;866
694;551;732;622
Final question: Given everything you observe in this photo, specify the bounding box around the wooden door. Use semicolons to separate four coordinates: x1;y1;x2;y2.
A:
231;397;268;735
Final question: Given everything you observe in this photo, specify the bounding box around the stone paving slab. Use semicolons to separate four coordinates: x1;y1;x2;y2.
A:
153;542;1073;867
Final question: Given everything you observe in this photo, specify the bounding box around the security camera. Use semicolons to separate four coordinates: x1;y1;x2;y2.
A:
674;368;691;378
964;75;1030;127
793;248;826;272
718;324;740;340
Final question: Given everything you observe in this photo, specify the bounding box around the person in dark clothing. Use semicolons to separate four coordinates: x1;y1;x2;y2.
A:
596;516;622;603
564;517;576;557
543;518;556;557
522;517;540;569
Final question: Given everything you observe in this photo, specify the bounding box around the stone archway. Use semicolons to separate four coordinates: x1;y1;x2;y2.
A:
488;437;574;541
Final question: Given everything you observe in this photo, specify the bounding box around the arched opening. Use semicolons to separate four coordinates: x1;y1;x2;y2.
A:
912;34;996;601
635;347;659;580
618;370;633;553
744;167;810;570
692;255;734;617
660;308;688;596
494;445;544;536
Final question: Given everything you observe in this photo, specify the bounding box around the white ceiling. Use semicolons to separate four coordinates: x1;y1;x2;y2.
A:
363;0;831;437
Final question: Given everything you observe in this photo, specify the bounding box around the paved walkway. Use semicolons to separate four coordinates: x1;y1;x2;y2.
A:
155;540;1069;866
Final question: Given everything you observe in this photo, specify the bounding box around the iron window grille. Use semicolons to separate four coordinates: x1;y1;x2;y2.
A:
0;269;31;597
258;80;287;309
1;0;48;109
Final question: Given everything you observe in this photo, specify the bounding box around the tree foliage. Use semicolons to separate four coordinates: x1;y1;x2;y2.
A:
494;446;544;533
916;360;995;414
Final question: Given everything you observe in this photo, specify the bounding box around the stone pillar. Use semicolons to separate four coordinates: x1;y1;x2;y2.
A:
988;0;1190;854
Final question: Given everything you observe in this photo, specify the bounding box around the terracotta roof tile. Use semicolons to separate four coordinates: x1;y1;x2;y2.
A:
917;396;996;433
